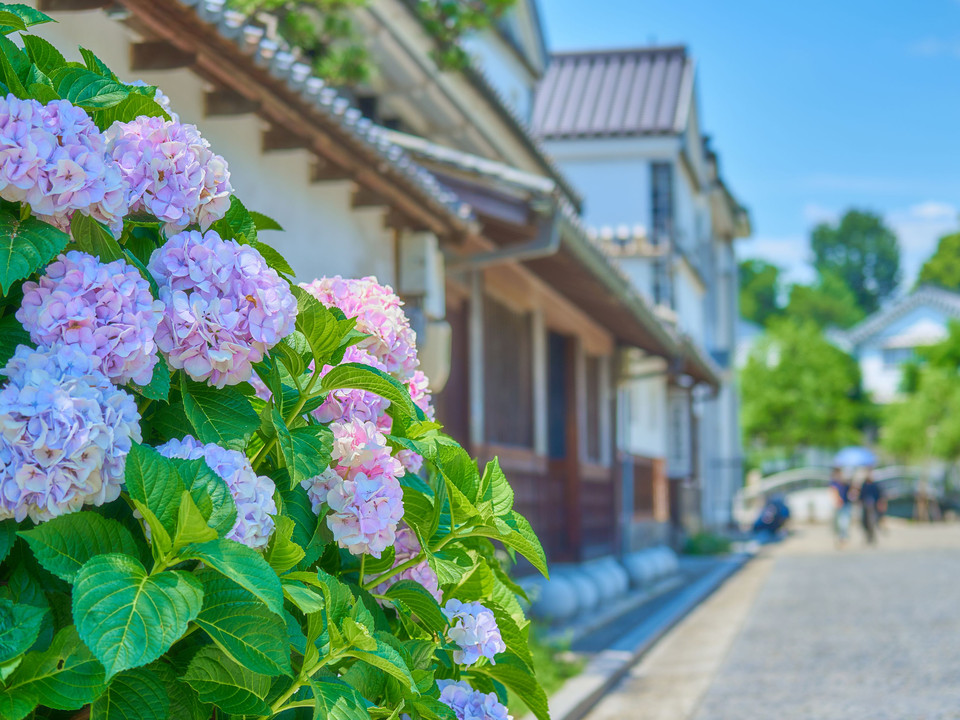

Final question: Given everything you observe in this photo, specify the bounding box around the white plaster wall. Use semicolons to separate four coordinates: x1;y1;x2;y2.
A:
31;8;396;286
674;260;706;343
615;256;656;304
462;33;534;122
618;374;668;459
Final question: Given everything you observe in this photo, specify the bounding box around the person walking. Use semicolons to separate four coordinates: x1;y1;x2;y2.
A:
860;470;885;545
829;467;852;548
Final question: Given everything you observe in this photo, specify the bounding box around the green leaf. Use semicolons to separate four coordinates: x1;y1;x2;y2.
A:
51;66;128;109
0;10;26;32
0;4;53;34
21;35;64;75
79;46;117;79
254;239;294;275
487;600;532;669
131;500;171;568
492;512;548;578
124;443;185;536
321;362;422;433
473;652;550;720
172;490;218;550
0;518;17;564
153;661;210;720
176;456;237;538
286;568;354;626
70;213;123;262
344;634;416;691
310;678;370;720
275;412;334;485
180;374;259;447
182;645;272;716
0;35;27;95
291;285;349;364
480;457;514;517
383;580;446;634
0;626;106;720
94;92;169;131
90;666;170;720
180;539;284;617
0;208;69;294
26;79;58;103
194;571;291;677
265;515;305;573
0;313;32;368
279;483;317;549
19;511;139;583
209;195;257;244
0;597;45;663
129;352;171;402
72;553;203;680
250;210;284;232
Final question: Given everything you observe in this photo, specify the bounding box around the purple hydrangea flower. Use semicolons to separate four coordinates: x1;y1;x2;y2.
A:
370;523;441;603
443;599;506;666
301;466;340;513
0;95;128;236
17;251;163;386
148;229;297;387
105;115;230;233
0;344;140;522
157;435;276;549
437;680;512;720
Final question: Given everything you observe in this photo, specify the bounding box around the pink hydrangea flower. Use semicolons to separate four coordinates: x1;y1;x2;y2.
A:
301;466;340;513
371;523;441;603
0;344;140;523
408;370;435;421
299;276;419;380
105;115;230;233
0;95;127;235
17;251;163;386
157;435;276;549
148;229;297;387
443;599;506;666
437;681;512;720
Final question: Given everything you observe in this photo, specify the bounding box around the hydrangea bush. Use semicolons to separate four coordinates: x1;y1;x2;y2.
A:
0;9;550;720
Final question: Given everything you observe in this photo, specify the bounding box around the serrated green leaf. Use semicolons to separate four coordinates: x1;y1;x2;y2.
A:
291;285;348;364
0;4;53;34
70;213;123;262
480;457;514;517
279;483;318;549
194;571;291;677
72;553;203;680
51;66;127;109
487;600;532;669
472;652;549;720
0;625;106;719
344;635;416;691
21;35;64;75
124;443;185;536
90;666;170;720
94;92;169;131
310;678;370;720
0;208;69;294
175;456;237;538
265;515;305;573
180;374;259;447
0;517;17;564
130;500;171;568
209;195;256;244
19;511;139;583
172;490;218;550
180;539;284;617
0;597;45;663
286;568;354;626
250;210;283;232
282;580;326;614
275;410;333;485
492;512;548;578
383;580;446;634
79;46;116;79
321;361;422;434
0;313;31;368
0;10;26;31
152;661;210;720
182;645;272;715
254;239;295;276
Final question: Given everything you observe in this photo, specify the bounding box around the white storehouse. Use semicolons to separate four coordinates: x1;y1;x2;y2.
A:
531;46;751;533
833;286;960;403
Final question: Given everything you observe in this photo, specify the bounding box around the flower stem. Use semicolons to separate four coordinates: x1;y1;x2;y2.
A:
359;554;366;585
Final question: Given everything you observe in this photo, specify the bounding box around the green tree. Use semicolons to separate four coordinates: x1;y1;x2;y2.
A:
740;319;864;452
917;231;960;290
882;367;960;461
811;209;901;315
783;271;864;330
738;259;782;327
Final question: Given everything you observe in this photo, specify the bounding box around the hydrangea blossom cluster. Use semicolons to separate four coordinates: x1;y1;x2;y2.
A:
437;681;512;720
443;599;506;666
17;251;163;386
0;344;140;523
157;435;276;549
105;115;230;233
148;229;297;388
300;276;420;379
313;346;391;424
408;370;435;421
371;523;442;603
0;94;127;235
301;418;403;557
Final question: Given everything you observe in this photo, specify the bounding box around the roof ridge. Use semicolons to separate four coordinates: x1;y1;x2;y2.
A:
550;45;688;58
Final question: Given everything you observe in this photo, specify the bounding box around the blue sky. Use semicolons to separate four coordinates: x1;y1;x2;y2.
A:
539;0;960;286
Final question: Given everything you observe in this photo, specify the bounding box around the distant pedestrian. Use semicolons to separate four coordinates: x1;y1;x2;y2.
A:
860;470;885;545
829;467;852;548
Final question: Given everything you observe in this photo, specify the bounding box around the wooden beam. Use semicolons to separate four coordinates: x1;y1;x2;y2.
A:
309;159;352;183
204;88;259;117
351;187;389;209
383;209;430;232
130;40;195;72
261;127;308;152
37;0;107;10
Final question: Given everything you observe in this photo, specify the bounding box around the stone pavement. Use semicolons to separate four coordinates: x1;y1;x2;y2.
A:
582;521;960;720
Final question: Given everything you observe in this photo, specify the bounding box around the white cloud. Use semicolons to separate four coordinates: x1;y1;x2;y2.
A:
737;234;814;284
909;37;960;58
802;203;839;225
908;201;957;221
887;201;959;283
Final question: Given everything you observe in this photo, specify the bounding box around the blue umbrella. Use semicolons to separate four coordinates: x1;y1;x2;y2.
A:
833;446;877;468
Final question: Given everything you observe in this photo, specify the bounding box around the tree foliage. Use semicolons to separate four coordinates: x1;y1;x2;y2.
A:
810;209;901;316
740;319;864;452
225;0;516;86
738;259;781;327
784;271;864;330
917;231;960;290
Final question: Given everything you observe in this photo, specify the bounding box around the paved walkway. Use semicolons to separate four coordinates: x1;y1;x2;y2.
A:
583;521;960;720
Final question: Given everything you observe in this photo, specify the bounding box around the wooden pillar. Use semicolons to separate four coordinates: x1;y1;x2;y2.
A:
565;336;582;561
532;309;548;457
